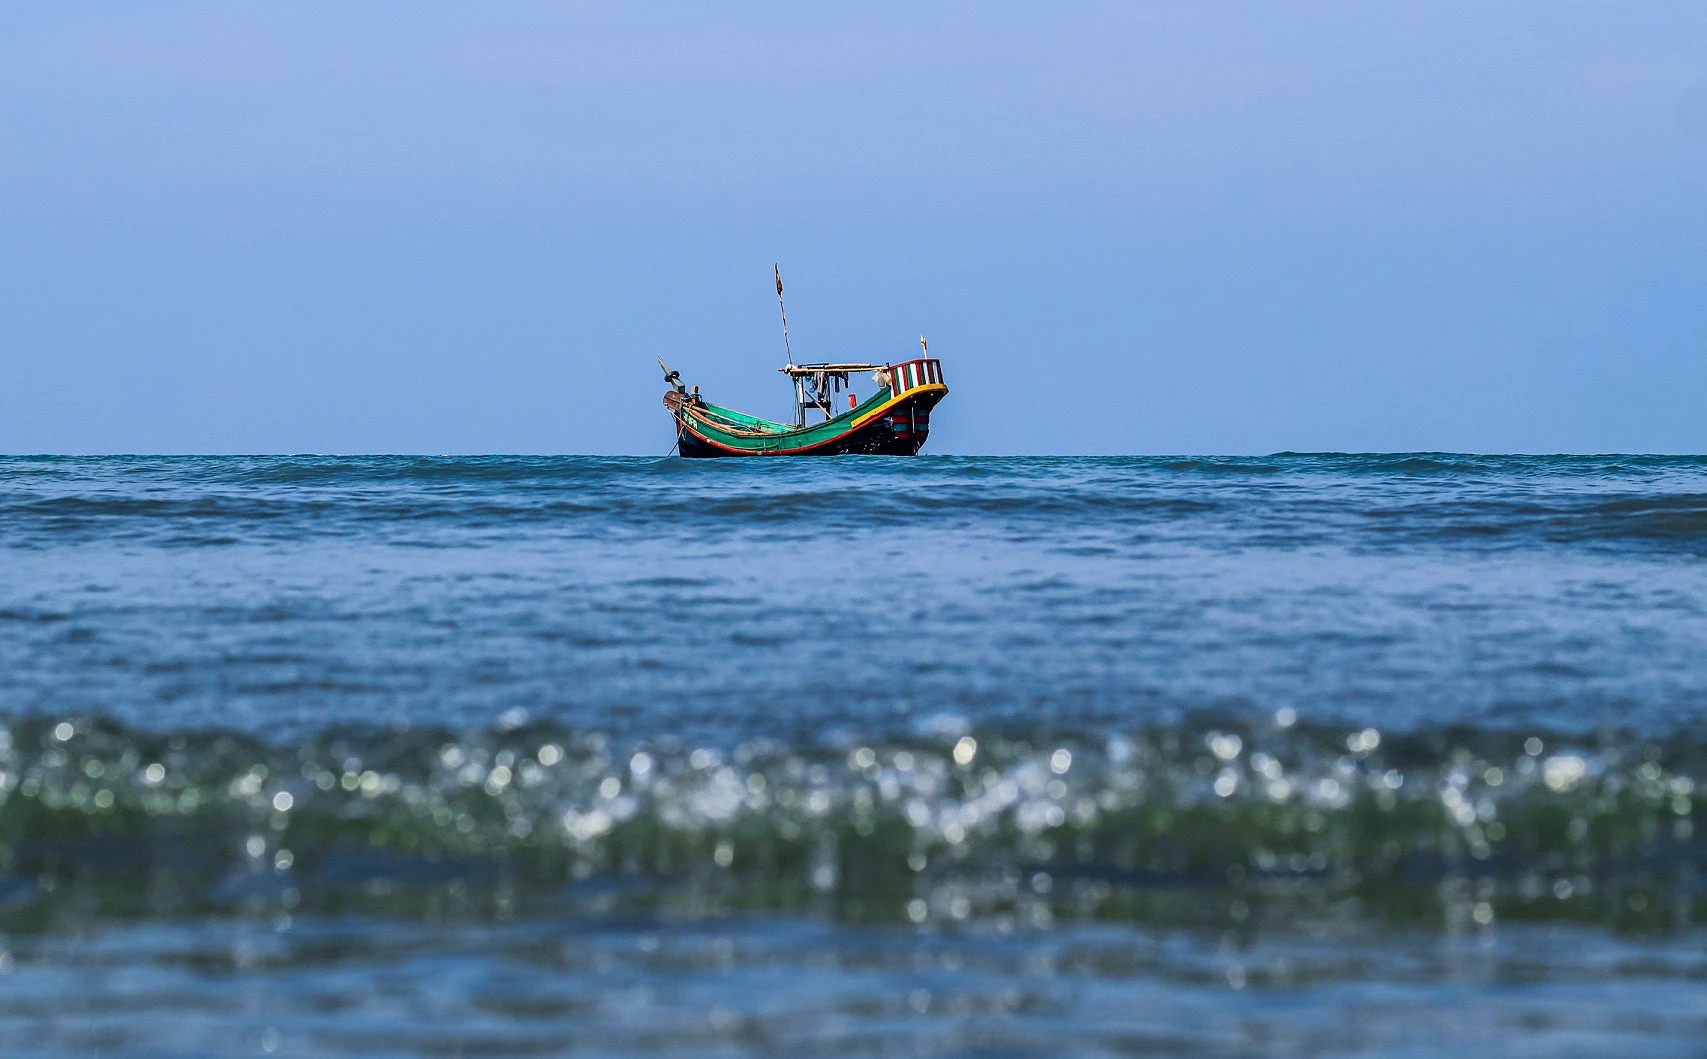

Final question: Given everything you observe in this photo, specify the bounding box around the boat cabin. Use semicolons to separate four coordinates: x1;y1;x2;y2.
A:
781;358;945;427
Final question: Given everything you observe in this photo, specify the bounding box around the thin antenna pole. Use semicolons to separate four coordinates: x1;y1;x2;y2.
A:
774;263;793;366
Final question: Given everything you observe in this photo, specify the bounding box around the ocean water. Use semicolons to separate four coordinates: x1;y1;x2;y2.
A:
1;454;1704;1057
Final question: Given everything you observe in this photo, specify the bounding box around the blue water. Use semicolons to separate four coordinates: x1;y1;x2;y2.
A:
2;455;1704;1056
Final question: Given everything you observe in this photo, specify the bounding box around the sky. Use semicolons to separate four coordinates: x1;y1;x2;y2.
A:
2;1;1704;455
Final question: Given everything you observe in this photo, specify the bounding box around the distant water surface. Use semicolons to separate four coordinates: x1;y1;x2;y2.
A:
1;454;1704;1056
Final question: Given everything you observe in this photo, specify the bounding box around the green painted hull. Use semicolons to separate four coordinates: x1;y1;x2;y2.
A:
667;383;946;457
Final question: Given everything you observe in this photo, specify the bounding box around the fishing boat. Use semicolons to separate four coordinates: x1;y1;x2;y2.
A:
659;268;948;457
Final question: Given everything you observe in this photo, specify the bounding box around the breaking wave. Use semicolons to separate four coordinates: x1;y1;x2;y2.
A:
3;715;1699;933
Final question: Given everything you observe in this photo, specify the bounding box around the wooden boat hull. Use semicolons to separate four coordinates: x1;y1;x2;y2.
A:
673;386;945;457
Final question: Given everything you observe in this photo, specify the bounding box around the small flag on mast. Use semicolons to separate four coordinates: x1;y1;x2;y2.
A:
775;265;783;297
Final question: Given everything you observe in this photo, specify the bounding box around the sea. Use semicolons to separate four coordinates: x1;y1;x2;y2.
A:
1;454;1704;1057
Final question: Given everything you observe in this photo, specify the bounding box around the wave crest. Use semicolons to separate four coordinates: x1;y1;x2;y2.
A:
2;716;1699;932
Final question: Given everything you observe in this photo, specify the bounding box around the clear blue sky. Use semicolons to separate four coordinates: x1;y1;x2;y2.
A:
3;2;1704;454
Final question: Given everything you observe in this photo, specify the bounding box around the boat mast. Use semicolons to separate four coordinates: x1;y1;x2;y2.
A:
776;263;807;427
775;264;793;366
